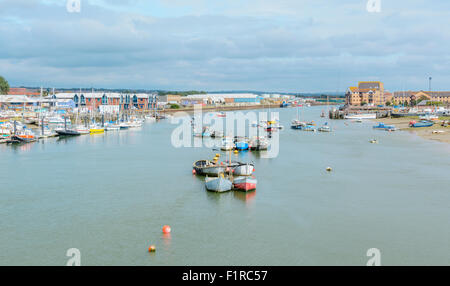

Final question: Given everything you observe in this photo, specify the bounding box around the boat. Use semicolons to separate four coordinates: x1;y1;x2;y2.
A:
302;125;316;132
220;138;234;151
235;141;249;151
409;120;434;128
211;130;224;138
318;122;332;132
205;175;233;192
280;102;289;108
230;162;254;176
56;129;81;136
344;113;377;120
217;112;226;118
193;160;226;176
233;176;257;192
6;135;36;144
369;139;379;144
249;136;269;151
373;122;396;131
75;126;90;134
419;114;439;121
89;125;105;134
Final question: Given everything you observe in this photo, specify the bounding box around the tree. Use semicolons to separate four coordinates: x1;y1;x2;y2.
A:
0;76;10;95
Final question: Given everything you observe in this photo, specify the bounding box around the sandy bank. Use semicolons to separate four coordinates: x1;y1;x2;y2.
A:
373;117;450;144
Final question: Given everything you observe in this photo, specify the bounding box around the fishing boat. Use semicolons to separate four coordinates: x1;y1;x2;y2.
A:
318;122;332;132
373;122;396;131
230;162;254;176
409;120;434;128
205;175;233;192
249;136;269;151
233;176;257;192
193;160;227;176
235;141;249;151
221;138;234;151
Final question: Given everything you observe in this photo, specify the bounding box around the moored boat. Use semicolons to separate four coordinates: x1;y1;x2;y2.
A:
233;176;257;192
344;113;377;120
318;122;332;132
193;160;226;176
205;175;233;192
373;122;396;131
409;120;434;128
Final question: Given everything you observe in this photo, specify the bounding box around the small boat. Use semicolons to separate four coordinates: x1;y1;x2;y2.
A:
302;125;316;132
318;122;332;132
235;141;249;151
193;160;226;176
205;175;233;192
55;129;81;136
90;126;105;134
220;138;234;151
291;120;306;130
75;126;90;134
419;114;439;121
373;122;396;131
217;112;226;118
233;176;257;192
280;102;289;108
249;137;269;151
6;135;36;144
409;120;434;128
211;130;224;138
231;162;254;176
369;139;378;144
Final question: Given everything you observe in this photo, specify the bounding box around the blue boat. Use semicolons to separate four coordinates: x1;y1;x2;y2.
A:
410;120;434;128
373;122;396;131
235;141;249;151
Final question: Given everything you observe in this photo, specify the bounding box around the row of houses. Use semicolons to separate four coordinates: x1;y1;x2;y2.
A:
346;81;450;106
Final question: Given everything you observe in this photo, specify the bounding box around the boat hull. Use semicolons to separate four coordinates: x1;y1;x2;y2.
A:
233;177;257;191
56;130;81;136
205;177;233;192
232;163;254;176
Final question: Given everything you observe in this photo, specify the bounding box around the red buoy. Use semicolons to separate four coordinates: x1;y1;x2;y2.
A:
162;225;171;234
148;245;156;252
192;169;196;175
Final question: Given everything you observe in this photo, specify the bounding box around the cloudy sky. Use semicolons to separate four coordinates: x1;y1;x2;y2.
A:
0;0;449;92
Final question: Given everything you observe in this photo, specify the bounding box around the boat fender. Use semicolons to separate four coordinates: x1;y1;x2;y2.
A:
192;169;196;175
162;225;171;234
148;245;156;253
326;167;332;172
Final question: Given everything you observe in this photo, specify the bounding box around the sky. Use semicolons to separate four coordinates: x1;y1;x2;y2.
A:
0;0;449;93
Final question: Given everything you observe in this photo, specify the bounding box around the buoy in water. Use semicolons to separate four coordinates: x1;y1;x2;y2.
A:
192;169;196;175
162;225;171;234
326;167;332;172
148;245;156;252
234;150;239;154
215;154;220;157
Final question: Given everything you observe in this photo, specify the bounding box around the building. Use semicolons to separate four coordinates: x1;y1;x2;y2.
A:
184;93;261;106
391;91;450;106
51;92;158;111
7;88;40;96
346;81;385;106
0;95;40;110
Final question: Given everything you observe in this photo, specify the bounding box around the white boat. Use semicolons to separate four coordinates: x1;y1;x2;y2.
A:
344;113;377;120
220;138;234;151
205;175;233;193
105;124;120;131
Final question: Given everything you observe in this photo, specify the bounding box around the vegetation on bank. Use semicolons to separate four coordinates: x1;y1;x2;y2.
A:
0;76;10;94
158;91;207;96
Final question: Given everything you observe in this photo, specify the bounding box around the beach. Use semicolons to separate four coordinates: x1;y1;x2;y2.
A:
372;117;450;144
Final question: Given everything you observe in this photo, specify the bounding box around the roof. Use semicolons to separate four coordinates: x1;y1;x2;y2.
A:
53;92;155;99
358;81;382;91
348;87;358;92
0;95;40;103
393;91;450;98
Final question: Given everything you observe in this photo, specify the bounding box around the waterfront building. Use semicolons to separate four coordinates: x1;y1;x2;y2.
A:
392;91;450;106
7;88;40;96
345;81;385;106
0;95;39;110
184;93;261;106
51;92;158;111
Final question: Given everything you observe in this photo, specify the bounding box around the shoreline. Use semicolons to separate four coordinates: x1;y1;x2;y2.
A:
371;117;450;144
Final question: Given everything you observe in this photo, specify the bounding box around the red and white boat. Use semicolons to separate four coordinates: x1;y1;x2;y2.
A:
217;112;226;118
233;176;257;192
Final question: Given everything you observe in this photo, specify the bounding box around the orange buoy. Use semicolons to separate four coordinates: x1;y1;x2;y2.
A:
162;225;171;234
192;169;196;175
148;245;156;252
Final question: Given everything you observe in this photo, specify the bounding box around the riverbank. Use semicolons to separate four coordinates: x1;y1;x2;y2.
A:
373;117;450;144
161;101;336;114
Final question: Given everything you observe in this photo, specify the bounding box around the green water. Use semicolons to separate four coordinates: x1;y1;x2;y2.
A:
1;107;449;266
